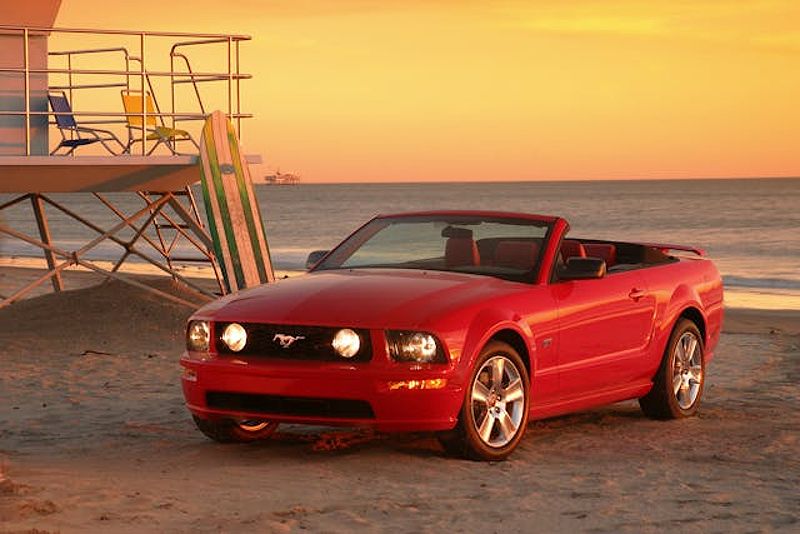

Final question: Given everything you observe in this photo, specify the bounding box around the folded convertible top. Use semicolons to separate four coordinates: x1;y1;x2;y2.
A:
643;243;706;256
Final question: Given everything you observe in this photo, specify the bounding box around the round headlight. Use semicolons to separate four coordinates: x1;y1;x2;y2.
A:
332;328;361;358
386;331;442;363
186;320;210;352
407;333;437;361
222;323;247;352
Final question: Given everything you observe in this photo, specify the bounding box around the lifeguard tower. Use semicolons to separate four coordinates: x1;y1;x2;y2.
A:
0;1;267;308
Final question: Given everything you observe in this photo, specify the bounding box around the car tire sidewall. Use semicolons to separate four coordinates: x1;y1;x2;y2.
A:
460;340;530;461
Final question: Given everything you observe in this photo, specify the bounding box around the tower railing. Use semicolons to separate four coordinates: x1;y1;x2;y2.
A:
0;24;253;156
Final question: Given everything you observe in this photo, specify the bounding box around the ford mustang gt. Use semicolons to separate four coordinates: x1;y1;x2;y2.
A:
181;211;723;460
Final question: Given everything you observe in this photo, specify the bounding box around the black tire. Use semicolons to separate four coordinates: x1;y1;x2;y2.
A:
639;318;705;419
438;341;530;461
193;416;279;443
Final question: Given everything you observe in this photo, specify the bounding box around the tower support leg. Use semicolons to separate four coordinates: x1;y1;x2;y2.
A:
30;194;63;292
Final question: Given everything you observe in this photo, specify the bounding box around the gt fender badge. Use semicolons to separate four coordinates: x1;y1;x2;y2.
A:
273;334;305;348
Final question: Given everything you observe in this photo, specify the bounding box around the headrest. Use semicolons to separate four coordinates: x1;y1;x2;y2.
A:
494;241;539;270
561;239;587;259
441;226;473;239
445;236;480;267
584;243;617;267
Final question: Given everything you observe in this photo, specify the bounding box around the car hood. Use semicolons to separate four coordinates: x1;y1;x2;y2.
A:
198;269;516;329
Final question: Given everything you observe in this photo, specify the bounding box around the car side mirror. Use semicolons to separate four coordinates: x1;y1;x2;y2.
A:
306;250;330;270
559;257;606;280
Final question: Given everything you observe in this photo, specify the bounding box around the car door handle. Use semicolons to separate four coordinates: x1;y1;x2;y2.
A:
628;288;647;301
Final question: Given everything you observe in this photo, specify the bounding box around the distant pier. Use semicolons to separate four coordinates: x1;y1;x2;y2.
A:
263;172;300;185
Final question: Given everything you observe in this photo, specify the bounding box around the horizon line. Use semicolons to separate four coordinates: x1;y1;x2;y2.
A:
258;175;800;185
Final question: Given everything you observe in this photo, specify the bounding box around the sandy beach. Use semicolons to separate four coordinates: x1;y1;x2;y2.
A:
1;267;798;533
2;0;798;529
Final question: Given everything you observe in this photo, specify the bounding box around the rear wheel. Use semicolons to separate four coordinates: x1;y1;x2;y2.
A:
193;416;279;443
639;318;705;419
439;341;530;461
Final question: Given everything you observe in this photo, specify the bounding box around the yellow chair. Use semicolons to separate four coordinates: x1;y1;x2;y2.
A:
121;90;198;155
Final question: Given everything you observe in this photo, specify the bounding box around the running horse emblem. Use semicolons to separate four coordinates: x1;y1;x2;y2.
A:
273;333;306;349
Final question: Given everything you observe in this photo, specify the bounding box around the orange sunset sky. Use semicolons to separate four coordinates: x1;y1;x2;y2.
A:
56;0;800;183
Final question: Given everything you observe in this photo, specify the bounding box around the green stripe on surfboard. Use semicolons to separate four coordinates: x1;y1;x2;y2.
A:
201;118;246;290
198;154;231;293
226;122;269;284
207;122;247;289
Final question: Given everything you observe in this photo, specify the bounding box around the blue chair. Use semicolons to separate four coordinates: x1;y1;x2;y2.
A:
48;91;125;155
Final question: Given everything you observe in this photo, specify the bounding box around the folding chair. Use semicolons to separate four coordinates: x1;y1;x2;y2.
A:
121;90;198;155
48;91;125;156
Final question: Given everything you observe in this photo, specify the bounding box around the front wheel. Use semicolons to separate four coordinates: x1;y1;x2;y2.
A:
439;341;530;461
193;416;279;443
639;318;705;419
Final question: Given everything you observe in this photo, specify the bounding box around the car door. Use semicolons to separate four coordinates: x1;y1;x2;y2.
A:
550;269;656;399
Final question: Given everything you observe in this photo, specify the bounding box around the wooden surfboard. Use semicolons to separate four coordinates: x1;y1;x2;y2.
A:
198;111;274;292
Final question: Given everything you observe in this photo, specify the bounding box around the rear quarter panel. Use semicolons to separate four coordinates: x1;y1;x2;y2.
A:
639;258;724;379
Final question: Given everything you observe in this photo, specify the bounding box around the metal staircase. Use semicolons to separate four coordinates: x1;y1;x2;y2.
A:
141;187;224;292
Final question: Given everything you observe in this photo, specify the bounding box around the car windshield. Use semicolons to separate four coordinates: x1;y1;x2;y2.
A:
314;215;552;282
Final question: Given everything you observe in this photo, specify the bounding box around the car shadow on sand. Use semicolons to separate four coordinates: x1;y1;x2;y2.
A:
180;401;662;461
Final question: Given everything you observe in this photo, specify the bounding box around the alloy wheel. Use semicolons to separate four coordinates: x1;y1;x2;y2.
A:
470;355;526;447
672;331;703;410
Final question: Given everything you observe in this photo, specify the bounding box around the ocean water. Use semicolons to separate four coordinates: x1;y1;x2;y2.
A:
1;178;798;309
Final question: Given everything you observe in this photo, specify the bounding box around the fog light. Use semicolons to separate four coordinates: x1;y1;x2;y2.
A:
388;379;448;391
222;323;248;352
332;328;361;358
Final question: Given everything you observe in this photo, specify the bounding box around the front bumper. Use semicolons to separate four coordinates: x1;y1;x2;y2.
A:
181;355;465;432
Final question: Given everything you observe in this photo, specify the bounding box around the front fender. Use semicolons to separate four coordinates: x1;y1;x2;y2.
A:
461;308;534;372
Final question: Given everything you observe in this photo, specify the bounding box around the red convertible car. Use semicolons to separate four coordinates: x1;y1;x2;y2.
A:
181;211;723;460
